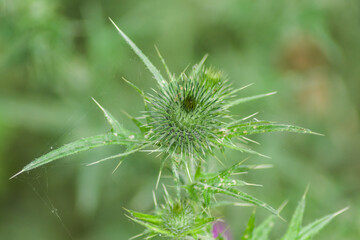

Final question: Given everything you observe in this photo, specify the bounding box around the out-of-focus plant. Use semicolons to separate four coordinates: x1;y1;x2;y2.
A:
0;0;74;92
11;18;346;239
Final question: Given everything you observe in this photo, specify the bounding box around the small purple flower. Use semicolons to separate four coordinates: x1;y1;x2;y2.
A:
212;220;232;240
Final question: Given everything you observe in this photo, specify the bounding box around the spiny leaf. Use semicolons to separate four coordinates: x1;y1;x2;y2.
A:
11;133;139;179
126;215;171;236
210;201;254;208
112;145;136;173
241;209;256;240
198;183;278;215
251;215;276;240
122;110;148;133
109;17;166;87
228;122;321;138
216;160;272;178
226;112;259;128
122;77;147;99
250;201;288;240
281;187;308;240
225;91;277;108
298;207;349;240
217;139;270;158
125;209;163;225
154;45;174;81
227;83;254;96
217;159;250;178
87;143;150;166
128;231;147;240
192;54;208;77
92;97;129;135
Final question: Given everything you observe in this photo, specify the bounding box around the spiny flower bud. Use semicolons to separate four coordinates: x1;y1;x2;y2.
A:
146;61;231;159
161;201;195;235
125;197;215;239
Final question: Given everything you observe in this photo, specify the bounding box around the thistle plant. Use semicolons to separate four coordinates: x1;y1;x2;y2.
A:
11;18;346;239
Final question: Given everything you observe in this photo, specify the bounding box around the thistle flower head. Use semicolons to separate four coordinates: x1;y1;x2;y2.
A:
147;61;231;158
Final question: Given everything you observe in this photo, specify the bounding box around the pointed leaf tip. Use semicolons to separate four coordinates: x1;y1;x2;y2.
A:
92;97;128;135
226;91;277;108
298;207;348;240
87;143;149;166
154;45;174;81
122;77;146;98
333;207;349;216
303;184;310;200
9;170;24;180
13;133;136;176
109;17;166;87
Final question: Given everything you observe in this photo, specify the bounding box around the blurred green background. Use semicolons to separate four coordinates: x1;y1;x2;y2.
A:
1;0;359;239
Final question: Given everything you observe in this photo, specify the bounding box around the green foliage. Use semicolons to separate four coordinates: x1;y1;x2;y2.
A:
187;161;278;215
240;190;348;240
10;99;143;178
241;210;256;240
10;18;347;240
11;20;317;179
